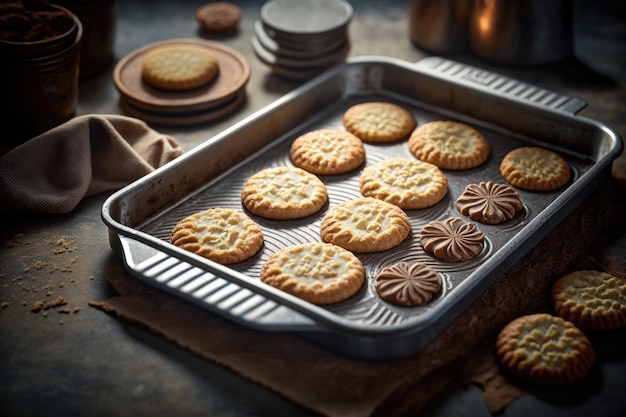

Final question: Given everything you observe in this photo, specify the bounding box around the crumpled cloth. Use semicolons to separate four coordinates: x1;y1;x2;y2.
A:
0;114;184;214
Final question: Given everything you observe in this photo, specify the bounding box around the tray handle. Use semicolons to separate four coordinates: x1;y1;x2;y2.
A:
115;235;320;332
415;56;587;115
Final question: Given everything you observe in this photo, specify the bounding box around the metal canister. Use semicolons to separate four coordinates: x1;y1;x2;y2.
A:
468;0;572;66
409;0;470;54
55;0;116;78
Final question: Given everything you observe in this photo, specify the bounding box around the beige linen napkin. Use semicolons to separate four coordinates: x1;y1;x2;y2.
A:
89;179;624;416
0;114;184;214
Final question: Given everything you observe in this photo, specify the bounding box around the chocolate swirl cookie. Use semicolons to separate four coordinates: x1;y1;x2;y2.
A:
456;181;523;224
375;262;441;307
420;217;484;262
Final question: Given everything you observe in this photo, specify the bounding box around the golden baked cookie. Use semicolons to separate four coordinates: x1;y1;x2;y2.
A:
375;262;441;307
241;166;328;220
550;270;626;331
289;129;366;175
320;197;411;253
420;217;484;262
499;146;571;191
170;208;263;264
260;242;365;305
496;313;596;385
359;157;448;209
455;181;523;224
408;120;490;170
343;102;416;143
196;2;242;33
142;45;219;91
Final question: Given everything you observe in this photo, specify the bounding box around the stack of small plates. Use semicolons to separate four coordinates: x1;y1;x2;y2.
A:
113;39;250;126
253;0;352;80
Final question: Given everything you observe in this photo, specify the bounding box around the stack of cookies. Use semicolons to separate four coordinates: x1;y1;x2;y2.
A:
252;0;352;80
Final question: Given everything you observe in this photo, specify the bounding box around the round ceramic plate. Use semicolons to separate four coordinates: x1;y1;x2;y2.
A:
119;89;246;126
260;0;352;36
252;33;349;69
253;20;347;58
113;38;250;113
261;29;348;56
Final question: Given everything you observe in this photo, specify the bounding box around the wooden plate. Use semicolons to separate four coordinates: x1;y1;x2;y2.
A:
113;38;250;113
119;89;246;126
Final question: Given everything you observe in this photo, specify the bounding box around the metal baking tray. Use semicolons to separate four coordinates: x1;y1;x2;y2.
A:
102;56;622;360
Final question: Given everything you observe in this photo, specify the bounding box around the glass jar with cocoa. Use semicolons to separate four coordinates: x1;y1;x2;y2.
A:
0;1;82;147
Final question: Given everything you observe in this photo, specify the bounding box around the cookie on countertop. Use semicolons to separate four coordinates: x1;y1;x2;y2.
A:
343;102;416;143
455;181;523;225
260;242;365;305
550;270;626;331
289;129;366;175
375;262;441;307
196;2;242;33
320;197;411;253
499;146;571;191
170;208;263;264
420;217;484;262
359;157;448;210
496;313;596;385
408;120;490;170
241;166;328;220
142;44;219;91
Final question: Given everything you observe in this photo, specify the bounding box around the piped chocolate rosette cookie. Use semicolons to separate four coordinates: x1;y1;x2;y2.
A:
375;262;441;307
456;181;523;225
420;217;484;262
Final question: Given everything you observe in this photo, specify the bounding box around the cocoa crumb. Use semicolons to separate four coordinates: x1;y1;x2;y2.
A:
34;261;48;270
53;238;77;254
4;233;29;248
31;297;67;313
31;300;44;312
44;297;67;310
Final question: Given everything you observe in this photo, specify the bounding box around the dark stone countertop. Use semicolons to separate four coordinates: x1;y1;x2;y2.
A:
1;1;625;416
